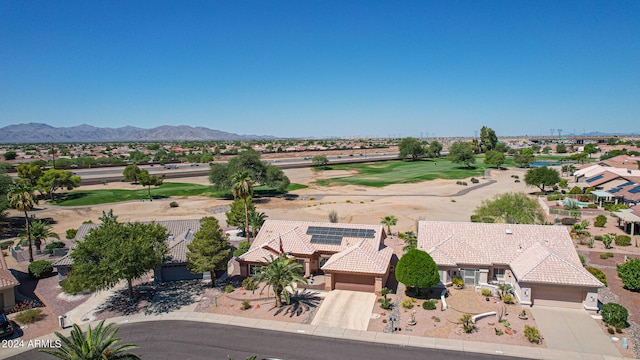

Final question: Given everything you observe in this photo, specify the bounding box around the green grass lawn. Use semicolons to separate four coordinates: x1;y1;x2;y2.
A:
53;182;309;206
314;159;490;187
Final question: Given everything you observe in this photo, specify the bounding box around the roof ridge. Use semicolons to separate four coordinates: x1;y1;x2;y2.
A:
355;240;385;273
516;247;553;280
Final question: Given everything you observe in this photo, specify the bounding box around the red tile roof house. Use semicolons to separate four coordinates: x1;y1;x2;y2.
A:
53;220;206;284
417;221;603;310
237;220;393;293
0;253;20;311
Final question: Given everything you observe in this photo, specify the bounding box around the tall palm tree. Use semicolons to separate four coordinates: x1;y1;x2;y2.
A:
8;183;38;262
248;211;267;239
39;320;140;359
232;171;253;243
23;220;59;251
254;254;307;308
380;215;398;236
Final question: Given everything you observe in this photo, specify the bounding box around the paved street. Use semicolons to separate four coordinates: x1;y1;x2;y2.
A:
7;321;523;360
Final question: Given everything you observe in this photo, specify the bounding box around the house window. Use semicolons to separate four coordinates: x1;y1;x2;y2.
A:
248;264;261;276
494;268;505;280
460;268;478;286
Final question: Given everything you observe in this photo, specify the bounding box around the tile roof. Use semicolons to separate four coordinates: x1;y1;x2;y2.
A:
53;219;203;267
239;220;391;274
418;221;602;288
0;252;20;288
321;240;393;275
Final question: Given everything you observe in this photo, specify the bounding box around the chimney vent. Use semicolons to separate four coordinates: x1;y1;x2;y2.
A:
506;229;513;234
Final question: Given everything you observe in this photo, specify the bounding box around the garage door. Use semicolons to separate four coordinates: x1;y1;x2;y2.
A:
333;273;375;292
161;266;203;282
532;286;584;308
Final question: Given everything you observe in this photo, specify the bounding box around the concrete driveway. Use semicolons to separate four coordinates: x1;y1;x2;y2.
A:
311;290;376;330
529;306;621;356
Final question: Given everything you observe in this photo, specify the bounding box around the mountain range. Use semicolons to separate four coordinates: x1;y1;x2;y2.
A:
0;123;276;143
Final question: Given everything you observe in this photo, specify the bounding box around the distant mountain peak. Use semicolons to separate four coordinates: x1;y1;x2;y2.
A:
0;123;276;143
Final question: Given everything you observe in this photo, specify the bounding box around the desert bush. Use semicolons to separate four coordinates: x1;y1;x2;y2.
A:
470;178;479;184
585;266;607;286
378;297;392;310
587;204;597;209
28;260;53;279
422;300;437;310
481;288;493;297
594;235;603;241
15;308;43;325
65;228;78;239
225;285;235;293
401;298;415;309
601;303;628;328
578;254;586;265
309;196;315;201
561;218;577;225
346;199;352;203
494;328;504;336
241;301;251;310
470;215;480;223
568;186;582;194
585;186;595;194
524;325;541;344
169;201;179;208
615;235;631;247
502;293;514;304
44;241;65;251
242;277;257;291
600;252;614;259
460;314;475;333
617;258;640;291
594;215;607;227
604;203;629;212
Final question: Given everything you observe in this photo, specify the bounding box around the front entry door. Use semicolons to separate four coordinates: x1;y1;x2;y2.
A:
461;268;478;286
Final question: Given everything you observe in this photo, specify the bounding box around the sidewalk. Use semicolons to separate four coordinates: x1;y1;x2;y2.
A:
2;303;626;360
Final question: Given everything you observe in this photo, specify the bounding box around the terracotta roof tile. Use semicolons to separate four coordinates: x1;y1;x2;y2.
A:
0;252;19;288
321;240;393;275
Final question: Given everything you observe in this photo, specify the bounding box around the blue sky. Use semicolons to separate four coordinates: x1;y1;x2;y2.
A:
1;1;638;138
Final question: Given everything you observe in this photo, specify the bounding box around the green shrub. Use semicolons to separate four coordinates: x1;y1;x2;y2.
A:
233;241;251;257
241;301;251;310
15;308;43;324
617;258;640;291
470;215;480;223
585;266;607;286
615;235;631;246
514;179;520;183
169;201;179;208
600;252;614;259
470;178;479;184
524;325;541;344
578;254;586;265
65;228;78;240
44;241;65;251
378;297;392;309
28;260;53;279
594;235;603;241
422;300;437;310
0;240;13;250
568;186;582;194
242;277;257;291
585;187;595;194
601;303;628;328
547;195;564;201
494;328;504;336
502;293;514;304
561;218;577;225
587;204;597;209
481;288;493;297
225;285;235;293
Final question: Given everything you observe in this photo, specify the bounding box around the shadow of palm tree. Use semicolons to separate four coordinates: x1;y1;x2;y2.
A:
272;290;322;318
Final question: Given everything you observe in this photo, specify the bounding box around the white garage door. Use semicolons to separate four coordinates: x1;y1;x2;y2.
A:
532;286;584;308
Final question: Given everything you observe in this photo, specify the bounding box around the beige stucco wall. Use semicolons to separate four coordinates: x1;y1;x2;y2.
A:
1;287;16;312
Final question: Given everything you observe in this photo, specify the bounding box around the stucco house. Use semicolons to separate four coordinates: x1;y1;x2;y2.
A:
238;220;393;293
0;254;19;312
53;219;205;284
417;221;603;310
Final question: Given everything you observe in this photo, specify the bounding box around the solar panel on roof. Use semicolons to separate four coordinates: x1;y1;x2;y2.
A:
307;226;376;245
619;181;636;187
609;188;621;194
586;174;604;183
629;186;640;194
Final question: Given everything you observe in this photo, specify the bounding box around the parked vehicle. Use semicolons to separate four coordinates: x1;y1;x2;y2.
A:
0;312;14;339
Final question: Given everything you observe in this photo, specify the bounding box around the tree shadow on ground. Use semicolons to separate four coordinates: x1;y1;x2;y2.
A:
404;287;443;301
144;280;206;315
272;290;322;318
95;282;155;317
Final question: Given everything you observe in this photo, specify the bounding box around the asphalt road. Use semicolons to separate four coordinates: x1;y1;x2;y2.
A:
8;320;525;360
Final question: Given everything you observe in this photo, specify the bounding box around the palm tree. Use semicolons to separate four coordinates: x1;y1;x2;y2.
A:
232;171;253;243
22;220;59;251
39;320;140;359
254;254;307;308
8;183;38;262
380;215;398;236
248;211;267;239
399;231;418;253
